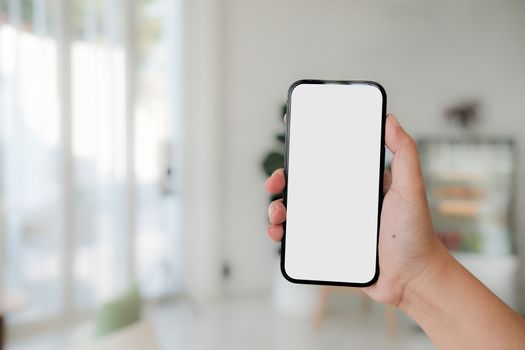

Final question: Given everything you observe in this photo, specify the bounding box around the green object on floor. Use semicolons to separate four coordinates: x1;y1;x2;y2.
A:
95;285;143;337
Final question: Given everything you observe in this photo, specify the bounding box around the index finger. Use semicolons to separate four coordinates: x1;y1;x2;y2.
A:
265;168;285;194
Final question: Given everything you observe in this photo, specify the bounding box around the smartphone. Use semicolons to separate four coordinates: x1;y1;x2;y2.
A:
282;80;386;287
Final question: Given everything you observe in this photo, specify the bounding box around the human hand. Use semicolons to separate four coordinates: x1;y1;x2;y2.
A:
265;114;446;306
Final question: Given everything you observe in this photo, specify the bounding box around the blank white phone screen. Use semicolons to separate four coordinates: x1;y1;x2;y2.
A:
284;82;384;284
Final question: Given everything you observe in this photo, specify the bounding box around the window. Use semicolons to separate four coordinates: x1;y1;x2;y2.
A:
0;0;181;325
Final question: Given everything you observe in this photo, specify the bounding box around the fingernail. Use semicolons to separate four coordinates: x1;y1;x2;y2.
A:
268;204;276;220
388;114;400;127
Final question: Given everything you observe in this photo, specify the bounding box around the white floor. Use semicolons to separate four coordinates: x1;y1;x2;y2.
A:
7;294;433;350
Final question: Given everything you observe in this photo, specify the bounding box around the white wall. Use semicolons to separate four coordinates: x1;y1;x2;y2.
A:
218;0;525;299
180;0;225;301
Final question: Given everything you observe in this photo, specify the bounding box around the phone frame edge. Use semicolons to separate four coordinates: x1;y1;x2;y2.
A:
280;79;387;288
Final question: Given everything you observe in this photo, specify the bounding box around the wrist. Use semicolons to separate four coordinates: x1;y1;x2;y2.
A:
398;242;454;317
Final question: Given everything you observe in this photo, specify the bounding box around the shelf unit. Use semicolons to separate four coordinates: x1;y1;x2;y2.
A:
418;138;518;308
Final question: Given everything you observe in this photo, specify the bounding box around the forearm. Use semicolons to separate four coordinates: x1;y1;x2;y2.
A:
400;245;525;349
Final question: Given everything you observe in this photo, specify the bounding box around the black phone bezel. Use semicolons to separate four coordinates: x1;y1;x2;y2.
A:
281;79;387;287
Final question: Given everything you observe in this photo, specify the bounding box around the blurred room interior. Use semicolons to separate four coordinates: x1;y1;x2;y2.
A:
0;0;524;349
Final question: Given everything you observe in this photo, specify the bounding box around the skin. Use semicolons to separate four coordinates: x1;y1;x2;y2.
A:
265;114;525;349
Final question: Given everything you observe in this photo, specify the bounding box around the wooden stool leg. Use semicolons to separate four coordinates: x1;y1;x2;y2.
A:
385;305;397;338
361;293;371;315
313;286;330;330
0;315;5;350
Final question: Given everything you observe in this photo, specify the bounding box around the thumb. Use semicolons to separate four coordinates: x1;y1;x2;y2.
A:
385;114;425;193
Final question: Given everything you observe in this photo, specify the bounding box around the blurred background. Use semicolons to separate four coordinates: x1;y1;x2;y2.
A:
0;0;524;349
